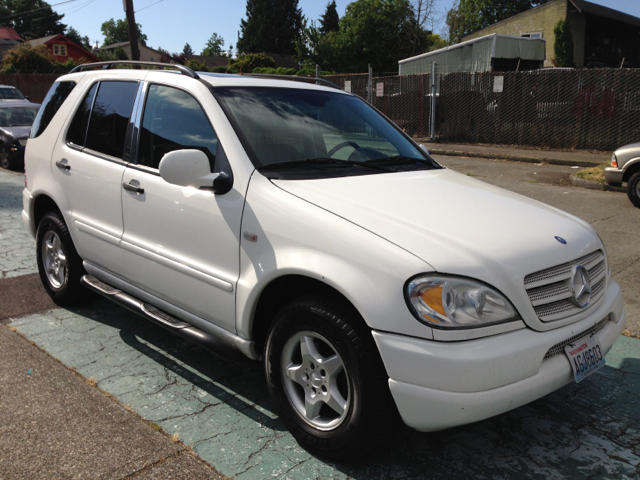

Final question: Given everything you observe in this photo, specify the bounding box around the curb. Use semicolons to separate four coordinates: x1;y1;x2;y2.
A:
427;148;601;168
570;174;626;192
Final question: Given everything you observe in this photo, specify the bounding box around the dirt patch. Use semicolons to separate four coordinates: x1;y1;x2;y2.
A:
0;274;57;323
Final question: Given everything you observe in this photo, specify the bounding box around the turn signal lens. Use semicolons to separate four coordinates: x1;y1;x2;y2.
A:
406;275;520;328
611;153;618;168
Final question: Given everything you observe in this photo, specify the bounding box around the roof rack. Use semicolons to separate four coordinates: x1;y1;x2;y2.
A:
242;73;339;89
68;61;199;79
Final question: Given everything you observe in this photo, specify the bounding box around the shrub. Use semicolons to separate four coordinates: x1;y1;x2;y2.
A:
185;59;210;72
554;20;574;68
1;44;56;73
234;53;275;72
213;65;230;73
275;67;296;75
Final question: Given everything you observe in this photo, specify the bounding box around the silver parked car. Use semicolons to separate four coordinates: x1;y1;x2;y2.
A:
605;142;640;208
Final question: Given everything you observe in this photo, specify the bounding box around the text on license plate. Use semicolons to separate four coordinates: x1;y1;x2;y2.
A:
564;333;606;383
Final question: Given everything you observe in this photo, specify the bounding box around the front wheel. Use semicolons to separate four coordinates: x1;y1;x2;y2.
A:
627;172;640;208
264;295;397;459
36;212;88;306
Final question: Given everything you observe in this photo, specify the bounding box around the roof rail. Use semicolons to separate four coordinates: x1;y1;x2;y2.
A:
68;61;199;79
242;73;339;89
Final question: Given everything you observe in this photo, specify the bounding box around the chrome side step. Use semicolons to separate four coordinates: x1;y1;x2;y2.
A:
81;275;245;361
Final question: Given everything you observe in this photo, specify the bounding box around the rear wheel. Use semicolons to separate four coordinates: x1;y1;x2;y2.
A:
627;172;640;208
264;294;397;459
36;212;88;306
0;149;12;170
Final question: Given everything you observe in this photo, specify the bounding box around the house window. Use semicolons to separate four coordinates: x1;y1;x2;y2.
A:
53;44;67;56
521;32;542;39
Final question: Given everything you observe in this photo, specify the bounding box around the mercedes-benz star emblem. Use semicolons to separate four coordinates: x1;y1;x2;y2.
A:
571;265;592;308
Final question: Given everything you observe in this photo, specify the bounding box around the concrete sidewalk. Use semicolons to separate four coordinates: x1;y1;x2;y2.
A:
418;140;610;167
0;321;226;479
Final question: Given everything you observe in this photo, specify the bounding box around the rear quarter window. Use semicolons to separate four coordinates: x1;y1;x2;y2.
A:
30;81;76;138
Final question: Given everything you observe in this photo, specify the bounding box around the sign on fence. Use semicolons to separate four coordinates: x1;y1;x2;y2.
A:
376;82;384;97
344;80;351;93
493;76;504;93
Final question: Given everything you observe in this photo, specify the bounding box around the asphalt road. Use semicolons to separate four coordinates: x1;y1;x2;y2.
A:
1;160;640;479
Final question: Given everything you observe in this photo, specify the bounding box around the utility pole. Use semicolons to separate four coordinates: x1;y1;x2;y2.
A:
123;0;140;61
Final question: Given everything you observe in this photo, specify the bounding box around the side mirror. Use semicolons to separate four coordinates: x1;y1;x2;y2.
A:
159;149;232;194
419;144;430;155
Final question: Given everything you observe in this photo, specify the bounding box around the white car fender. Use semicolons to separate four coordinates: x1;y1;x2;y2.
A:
235;172;437;341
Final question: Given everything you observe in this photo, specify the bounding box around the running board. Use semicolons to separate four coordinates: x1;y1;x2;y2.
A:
81;275;245;361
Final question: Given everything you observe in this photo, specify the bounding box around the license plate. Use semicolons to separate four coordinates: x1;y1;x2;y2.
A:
564;333;606;383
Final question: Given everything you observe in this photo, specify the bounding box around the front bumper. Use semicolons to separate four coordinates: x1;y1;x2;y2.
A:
604;166;624;185
373;281;626;432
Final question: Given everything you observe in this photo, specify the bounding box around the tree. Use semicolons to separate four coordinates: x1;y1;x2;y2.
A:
66;27;91;50
337;0;433;72
446;0;548;43
553;19;574;67
237;0;303;56
0;0;66;40
100;18;147;46
295;20;340;71
201;32;225;56
182;42;194;56
319;1;339;34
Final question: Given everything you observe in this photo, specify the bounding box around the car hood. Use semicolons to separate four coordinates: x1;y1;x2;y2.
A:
614;142;640;164
273;168;600;299
0;126;31;139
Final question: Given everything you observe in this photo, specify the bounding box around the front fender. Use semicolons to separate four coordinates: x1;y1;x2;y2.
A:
236;173;435;341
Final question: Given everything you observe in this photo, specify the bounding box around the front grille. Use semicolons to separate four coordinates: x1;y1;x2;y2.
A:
524;250;606;322
543;316;609;360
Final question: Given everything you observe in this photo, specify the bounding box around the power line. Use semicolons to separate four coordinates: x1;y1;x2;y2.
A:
0;0;78;21
135;0;166;14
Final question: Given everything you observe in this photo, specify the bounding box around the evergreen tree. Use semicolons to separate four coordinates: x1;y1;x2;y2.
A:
319;1;339;34
201;33;225;56
553;19;574;67
65;27;91;50
0;0;66;40
182;42;194;56
237;0;303;55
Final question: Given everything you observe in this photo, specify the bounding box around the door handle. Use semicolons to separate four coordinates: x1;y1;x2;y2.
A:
123;182;145;194
55;160;70;170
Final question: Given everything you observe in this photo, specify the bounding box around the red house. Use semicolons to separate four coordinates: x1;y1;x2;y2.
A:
27;34;99;63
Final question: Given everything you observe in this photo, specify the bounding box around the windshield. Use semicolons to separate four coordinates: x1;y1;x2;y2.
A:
213;87;431;169
0;106;40;127
0;87;25;100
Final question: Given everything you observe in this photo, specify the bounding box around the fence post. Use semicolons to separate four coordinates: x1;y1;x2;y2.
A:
315;64;320;83
430;62;437;139
368;64;373;104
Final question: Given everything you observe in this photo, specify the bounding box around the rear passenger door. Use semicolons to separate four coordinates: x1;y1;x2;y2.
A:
120;81;244;332
52;79;140;275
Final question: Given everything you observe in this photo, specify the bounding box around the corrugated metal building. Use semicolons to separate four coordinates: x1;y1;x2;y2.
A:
398;34;546;75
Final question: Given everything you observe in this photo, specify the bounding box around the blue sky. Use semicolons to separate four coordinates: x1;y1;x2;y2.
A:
52;0;640;55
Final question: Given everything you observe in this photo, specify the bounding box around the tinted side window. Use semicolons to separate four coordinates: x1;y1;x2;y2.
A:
30;81;76;138
67;83;98;147
85;81;138;158
138;85;218;169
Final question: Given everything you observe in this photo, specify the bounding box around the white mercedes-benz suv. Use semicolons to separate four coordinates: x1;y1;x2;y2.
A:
22;62;626;459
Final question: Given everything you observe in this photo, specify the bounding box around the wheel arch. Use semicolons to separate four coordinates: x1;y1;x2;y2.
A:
622;159;640;183
33;193;63;230
251;274;365;355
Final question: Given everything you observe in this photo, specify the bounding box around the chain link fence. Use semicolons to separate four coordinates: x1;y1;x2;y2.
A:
325;68;640;151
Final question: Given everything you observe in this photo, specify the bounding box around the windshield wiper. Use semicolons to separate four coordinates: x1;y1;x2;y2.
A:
364;155;438;168
259;158;394;172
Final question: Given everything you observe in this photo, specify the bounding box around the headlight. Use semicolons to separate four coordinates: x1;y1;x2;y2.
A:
611;153;618;168
406;275;520;328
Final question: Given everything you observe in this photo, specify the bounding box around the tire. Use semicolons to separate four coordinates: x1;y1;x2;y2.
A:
36;212;88;306
627;172;640;208
264;294;398;459
0;148;12;170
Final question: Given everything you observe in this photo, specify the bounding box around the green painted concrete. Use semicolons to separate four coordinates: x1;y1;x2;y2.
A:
9;303;640;479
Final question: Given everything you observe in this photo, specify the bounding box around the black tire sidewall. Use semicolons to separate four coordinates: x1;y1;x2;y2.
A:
627;172;640;208
36;212;86;306
265;296;392;458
